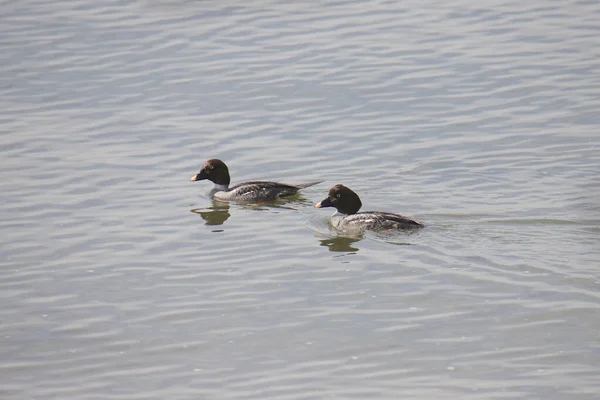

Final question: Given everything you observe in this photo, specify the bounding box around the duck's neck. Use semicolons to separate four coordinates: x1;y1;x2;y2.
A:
209;183;229;197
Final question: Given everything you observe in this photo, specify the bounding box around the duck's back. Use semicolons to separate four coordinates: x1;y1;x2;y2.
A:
335;211;423;231
217;181;319;201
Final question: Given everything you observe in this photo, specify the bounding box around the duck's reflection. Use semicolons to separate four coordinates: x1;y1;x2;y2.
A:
191;194;315;226
191;201;231;226
319;235;363;253
243;195;314;211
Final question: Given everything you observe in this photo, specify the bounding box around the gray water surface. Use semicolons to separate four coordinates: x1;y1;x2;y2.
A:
2;1;600;399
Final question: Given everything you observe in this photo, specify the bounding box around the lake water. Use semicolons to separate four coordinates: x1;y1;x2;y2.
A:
1;1;600;399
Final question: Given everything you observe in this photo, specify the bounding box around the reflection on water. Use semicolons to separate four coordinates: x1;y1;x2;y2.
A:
319;235;363;253
191;201;231;226
190;195;315;227
238;194;315;211
318;229;421;252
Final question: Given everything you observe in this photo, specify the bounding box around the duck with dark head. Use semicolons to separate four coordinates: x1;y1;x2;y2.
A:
315;184;423;232
191;159;322;202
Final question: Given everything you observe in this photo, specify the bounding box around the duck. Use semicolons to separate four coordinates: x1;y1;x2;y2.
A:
315;184;423;231
191;159;322;202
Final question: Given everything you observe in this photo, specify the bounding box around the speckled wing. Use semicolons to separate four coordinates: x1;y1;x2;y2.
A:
227;181;308;201
339;212;423;231
366;211;423;229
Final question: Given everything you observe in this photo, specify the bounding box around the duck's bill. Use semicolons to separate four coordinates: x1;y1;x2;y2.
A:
190;171;206;182
315;197;332;208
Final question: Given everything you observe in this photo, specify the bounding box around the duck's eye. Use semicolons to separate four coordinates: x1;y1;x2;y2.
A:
336;193;340;198
209;165;214;170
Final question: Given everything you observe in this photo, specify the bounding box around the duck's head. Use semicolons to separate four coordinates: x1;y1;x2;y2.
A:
190;159;230;185
315;184;362;215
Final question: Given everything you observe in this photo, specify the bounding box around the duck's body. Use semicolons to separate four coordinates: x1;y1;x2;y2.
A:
316;184;423;232
191;159;321;202
329;210;422;231
209;181;322;202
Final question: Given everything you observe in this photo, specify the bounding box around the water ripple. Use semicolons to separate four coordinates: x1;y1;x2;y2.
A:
2;0;600;399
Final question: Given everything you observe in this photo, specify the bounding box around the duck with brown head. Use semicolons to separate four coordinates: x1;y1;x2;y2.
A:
191;159;322;202
315;184;423;232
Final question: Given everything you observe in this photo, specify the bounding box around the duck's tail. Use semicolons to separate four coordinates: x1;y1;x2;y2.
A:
296;181;323;189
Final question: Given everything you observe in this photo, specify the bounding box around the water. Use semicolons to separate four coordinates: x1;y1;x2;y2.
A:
2;0;600;399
